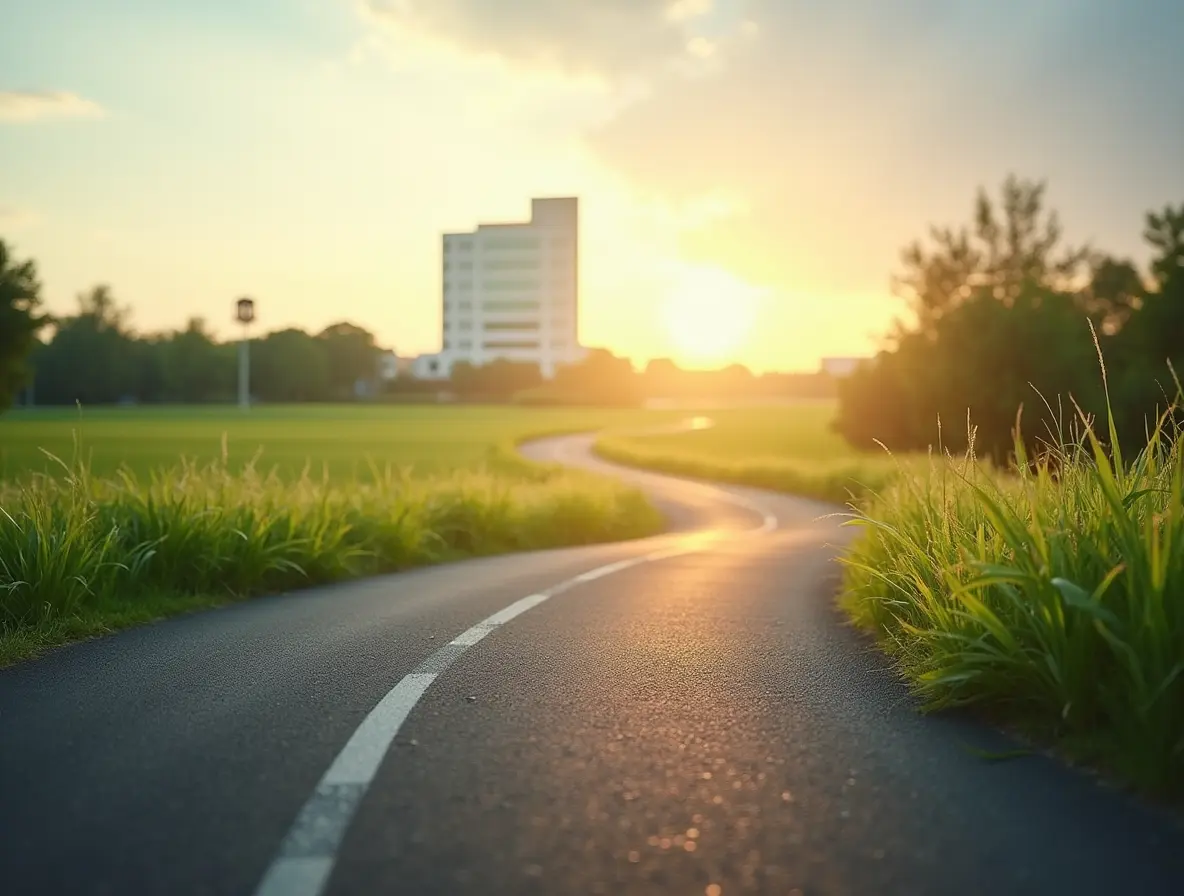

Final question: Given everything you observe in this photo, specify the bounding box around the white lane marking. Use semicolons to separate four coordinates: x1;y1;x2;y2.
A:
323;674;438;786
572;557;643;582
255;857;334;896
481;592;550;626
449;592;552;646
253;486;779;896
449;622;496;647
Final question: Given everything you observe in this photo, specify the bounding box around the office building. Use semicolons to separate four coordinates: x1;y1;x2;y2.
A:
412;197;584;380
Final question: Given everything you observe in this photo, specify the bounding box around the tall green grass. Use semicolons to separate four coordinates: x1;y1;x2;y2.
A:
0;450;662;665
842;393;1184;797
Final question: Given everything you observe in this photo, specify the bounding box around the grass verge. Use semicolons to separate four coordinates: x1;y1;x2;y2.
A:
841;399;1184;799
0;450;663;667
595;436;897;504
592;404;905;505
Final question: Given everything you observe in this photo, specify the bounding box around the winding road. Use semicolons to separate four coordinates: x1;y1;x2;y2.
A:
1;433;1182;895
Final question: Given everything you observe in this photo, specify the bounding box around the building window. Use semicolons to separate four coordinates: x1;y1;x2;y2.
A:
483;300;540;312
459;301;473;310
443;339;451;349
459;340;472;349
484;235;540;251
484;321;540;331
458;242;472;252
457;260;473;270
483;340;540;350
482;279;540;291
458;321;472;331
484;258;539;271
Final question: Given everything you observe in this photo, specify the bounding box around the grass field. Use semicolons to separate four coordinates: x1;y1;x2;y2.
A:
0;404;688;481
595;402;904;504
0;403;692;666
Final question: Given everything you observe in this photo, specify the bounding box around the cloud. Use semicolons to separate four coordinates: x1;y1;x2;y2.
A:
356;0;729;80
351;0;1183;305
0;90;104;122
583;0;1184;296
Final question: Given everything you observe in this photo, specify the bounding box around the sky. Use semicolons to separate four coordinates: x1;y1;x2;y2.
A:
2;0;1182;373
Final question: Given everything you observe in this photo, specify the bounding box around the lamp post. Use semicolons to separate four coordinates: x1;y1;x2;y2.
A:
235;297;256;411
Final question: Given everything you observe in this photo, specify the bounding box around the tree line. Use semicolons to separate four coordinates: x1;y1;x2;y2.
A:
0;276;385;406
0;253;836;410
431;353;835;405
5;175;1178;433
834;175;1184;462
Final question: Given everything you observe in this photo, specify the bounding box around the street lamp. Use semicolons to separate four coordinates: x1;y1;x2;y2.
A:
235;297;256;411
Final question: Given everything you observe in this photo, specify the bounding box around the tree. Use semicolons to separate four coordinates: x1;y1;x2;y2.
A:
552;349;641;406
252;328;330;402
642;358;683;399
836;176;1124;463
32;285;138;405
893;174;1091;337
1111;203;1184;437
0;240;47;411
1080;254;1145;333
129;333;169;403
835;284;1103;462
318;322;380;398
1144;203;1184;287
163;318;231;402
450;359;542;401
717;362;755;395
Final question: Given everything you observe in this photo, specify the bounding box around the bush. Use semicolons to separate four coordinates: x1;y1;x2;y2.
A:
841;397;1184;797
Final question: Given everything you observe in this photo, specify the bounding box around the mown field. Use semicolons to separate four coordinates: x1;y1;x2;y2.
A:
0;404;688;481
0;403;697;666
595;401;907;503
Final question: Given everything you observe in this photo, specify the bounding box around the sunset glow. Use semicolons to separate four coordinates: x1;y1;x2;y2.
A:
662;265;761;365
1;1;1177;374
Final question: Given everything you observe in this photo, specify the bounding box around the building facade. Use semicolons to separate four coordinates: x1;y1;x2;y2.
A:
412;197;584;380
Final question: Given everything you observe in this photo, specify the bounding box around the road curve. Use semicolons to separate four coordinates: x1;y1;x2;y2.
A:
1;432;1181;896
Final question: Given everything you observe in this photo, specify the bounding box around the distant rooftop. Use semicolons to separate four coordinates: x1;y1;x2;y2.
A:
820;356;869;377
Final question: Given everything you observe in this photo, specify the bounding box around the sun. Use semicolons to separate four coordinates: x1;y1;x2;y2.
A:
662;265;760;365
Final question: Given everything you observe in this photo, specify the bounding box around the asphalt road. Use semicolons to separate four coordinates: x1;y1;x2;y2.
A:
1;433;1182;896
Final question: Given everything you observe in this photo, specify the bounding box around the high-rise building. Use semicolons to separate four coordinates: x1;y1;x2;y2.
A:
412;197;584;380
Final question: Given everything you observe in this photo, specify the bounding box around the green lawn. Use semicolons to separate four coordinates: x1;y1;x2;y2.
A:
0;404;686;481
595;401;906;504
602;402;851;461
